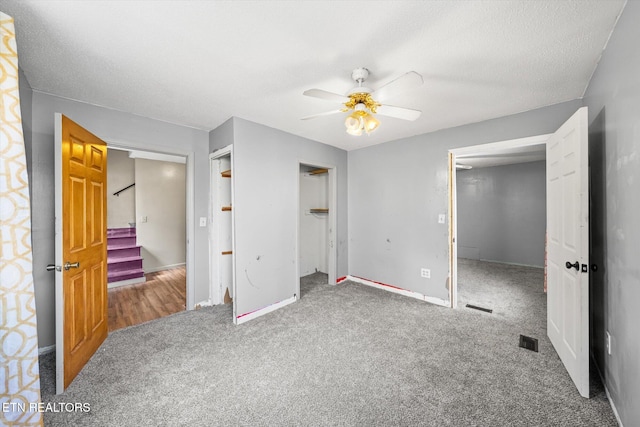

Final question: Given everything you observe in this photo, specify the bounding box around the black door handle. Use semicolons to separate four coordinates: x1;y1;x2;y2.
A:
565;261;579;271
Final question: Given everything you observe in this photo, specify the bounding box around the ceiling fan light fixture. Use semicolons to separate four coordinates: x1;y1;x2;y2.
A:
344;113;363;131
346;126;363;136
363;114;380;134
345;109;379;136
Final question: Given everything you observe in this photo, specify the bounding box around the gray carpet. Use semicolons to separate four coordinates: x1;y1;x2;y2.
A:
38;264;617;426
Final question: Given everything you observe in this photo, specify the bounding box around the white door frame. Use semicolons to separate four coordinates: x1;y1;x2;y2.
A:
106;139;195;310
448;133;551;308
209;145;235;309
296;160;338;298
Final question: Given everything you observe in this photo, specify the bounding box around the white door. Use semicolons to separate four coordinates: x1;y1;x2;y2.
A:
546;107;589;398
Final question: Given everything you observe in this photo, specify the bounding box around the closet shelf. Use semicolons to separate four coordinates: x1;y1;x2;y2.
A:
221;251;232;255
221;170;231;178
309;168;328;175
310;208;329;213
221;206;232;211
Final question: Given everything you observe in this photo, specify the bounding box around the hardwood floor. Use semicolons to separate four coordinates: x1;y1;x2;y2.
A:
108;266;186;332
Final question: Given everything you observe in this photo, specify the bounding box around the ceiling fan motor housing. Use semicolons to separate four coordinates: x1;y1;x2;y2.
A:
348;68;373;96
351;67;369;83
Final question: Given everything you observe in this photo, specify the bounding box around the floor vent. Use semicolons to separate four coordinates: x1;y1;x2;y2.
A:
519;335;539;352
465;304;493;313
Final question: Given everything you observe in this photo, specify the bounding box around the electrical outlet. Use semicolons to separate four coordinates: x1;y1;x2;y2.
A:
438;214;445;224
421;268;431;279
606;331;611;355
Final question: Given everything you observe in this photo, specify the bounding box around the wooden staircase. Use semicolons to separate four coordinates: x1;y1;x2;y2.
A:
107;227;145;287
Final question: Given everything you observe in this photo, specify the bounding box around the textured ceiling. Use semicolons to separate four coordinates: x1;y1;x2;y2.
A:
2;1;626;151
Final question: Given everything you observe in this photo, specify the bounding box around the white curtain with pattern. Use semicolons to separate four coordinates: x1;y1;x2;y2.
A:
0;11;43;427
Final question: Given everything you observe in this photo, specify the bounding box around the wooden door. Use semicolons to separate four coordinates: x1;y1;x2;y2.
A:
54;114;108;393
546;107;590;398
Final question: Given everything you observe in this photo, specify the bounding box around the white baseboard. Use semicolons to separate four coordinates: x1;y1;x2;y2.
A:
236;295;297;325
38;344;55;356
144;263;186;274
592;354;623;427
477;259;544;269
346;275;449;307
604;384;623;426
108;276;146;289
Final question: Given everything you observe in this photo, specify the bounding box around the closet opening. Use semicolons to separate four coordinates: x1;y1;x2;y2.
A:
210;145;236;322
297;162;337;299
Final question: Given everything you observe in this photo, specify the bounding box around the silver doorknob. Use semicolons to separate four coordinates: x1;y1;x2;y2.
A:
64;262;80;270
46;264;61;272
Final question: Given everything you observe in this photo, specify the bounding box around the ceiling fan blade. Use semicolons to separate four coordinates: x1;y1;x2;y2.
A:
301;110;344;120
372;71;423;101
303;89;349;103
376;104;422;121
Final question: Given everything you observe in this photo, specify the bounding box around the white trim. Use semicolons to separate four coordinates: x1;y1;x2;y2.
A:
195;299;213;309
143;262;186;274
346;275;449;307
128;150;186;164
186;152;195;311
475;259;545;269
53;113;64;395
107;276;146;289
592;354;624;427
38;344;56;356
451;133;551;157
235;295;297;325
604;383;623;426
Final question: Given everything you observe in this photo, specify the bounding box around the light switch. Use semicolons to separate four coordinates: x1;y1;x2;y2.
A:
199;217;207;227
438;214;445;224
140;216;148;223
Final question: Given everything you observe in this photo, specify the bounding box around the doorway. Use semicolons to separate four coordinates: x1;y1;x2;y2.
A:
105;148;188;331
448;134;551;307
297;162;337;298
452;143;548;339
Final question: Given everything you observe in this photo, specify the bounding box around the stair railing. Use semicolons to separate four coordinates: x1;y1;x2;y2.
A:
113;183;135;197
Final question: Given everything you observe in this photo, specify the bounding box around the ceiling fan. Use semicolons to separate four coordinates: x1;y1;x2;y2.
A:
302;67;423;136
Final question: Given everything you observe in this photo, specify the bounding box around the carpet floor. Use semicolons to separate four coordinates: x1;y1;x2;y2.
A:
38;263;617;426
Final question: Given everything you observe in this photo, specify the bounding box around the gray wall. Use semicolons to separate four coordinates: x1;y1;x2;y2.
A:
457;161;546;267
209;117;234;153
29;92;210;348
213;118;348;317
135;158;186;272
106;149;135;228
583;1;640;424
348;100;582;301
